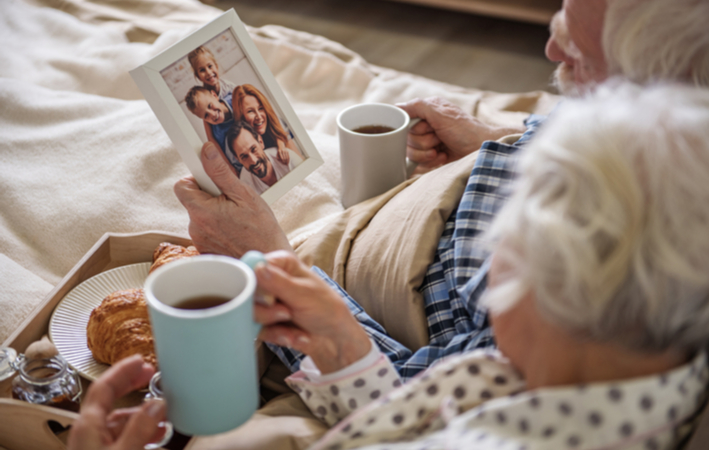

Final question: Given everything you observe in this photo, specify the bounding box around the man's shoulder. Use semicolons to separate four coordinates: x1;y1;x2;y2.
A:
265;147;301;161
286;149;303;167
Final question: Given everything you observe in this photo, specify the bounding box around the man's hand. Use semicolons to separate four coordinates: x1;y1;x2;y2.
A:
253;251;372;374
67;355;165;450
397;97;525;175
174;142;292;258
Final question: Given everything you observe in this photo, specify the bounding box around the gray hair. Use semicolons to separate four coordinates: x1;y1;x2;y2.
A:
483;82;709;356
604;0;709;86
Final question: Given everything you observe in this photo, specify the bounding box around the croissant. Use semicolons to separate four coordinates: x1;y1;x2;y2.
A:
86;288;157;367
149;242;200;274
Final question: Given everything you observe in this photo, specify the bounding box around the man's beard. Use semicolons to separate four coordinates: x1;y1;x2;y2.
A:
248;155;269;179
552;62;581;97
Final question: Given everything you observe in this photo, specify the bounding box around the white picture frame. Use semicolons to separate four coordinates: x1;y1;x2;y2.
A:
130;9;322;204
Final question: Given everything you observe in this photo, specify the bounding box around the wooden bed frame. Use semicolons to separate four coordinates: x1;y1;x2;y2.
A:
387;0;561;24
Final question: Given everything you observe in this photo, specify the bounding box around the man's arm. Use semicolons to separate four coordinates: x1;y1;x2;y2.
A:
173;142;291;258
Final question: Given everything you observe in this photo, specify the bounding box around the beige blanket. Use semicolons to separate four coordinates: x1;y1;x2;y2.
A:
0;0;559;343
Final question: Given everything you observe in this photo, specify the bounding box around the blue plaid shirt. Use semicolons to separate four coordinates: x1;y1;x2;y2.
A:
269;115;546;380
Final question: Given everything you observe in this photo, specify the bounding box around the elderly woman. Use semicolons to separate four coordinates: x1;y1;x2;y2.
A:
68;83;708;450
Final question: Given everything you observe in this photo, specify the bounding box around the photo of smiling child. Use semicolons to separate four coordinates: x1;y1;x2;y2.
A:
160;28;304;183
185;85;235;167
188;46;235;105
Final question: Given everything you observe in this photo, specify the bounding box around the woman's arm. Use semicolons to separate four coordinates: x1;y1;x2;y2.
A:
285;138;305;159
253;251;402;424
254;251;372;374
287;350;402;425
275;139;290;165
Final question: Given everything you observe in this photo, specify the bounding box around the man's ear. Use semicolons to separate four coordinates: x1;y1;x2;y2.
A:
257;135;264;146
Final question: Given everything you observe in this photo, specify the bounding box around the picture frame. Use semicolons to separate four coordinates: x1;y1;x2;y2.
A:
130;9;323;204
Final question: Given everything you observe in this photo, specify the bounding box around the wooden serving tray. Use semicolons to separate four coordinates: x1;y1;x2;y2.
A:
3;231;192;354
0;231;274;450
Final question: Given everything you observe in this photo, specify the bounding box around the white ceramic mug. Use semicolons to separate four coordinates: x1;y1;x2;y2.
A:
337;103;418;209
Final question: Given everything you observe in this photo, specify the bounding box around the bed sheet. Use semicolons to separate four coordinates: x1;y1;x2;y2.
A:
0;0;559;342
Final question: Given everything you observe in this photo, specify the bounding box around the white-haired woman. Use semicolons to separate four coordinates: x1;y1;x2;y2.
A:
68;83;708;450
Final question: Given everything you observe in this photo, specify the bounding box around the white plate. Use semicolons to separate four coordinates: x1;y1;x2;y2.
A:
49;262;151;381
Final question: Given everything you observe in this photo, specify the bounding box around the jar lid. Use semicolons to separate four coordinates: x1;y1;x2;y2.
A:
0;347;17;382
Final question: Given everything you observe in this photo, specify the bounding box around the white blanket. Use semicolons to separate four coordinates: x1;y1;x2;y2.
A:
0;0;559;342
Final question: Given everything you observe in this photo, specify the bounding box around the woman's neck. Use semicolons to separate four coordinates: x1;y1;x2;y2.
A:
491;294;688;391
521;328;687;390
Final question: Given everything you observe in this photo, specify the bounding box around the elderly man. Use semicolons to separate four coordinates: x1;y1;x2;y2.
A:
174;0;709;379
227;121;302;195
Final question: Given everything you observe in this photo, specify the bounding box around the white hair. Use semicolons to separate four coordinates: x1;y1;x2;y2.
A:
603;0;709;86
483;82;709;355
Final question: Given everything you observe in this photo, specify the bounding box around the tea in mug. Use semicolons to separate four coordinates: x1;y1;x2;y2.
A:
352;125;395;134
173;295;231;310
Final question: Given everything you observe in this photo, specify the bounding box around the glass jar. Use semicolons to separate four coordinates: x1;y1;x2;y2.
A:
10;354;82;412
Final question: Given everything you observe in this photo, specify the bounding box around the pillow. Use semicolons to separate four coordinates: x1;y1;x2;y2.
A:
296;149;481;351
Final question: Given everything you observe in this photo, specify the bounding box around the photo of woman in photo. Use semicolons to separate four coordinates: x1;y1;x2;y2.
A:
233;84;305;162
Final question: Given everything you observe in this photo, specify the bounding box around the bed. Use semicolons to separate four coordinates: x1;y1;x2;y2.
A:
0;0;560;344
0;0;561;447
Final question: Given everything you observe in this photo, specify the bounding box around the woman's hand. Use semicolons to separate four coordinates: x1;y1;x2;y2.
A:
253;251;372;374
275;140;291;165
397;97;525;175
67;355;166;450
174;142;292;258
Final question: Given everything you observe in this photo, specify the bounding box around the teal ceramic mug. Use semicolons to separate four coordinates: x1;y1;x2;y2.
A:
144;252;265;436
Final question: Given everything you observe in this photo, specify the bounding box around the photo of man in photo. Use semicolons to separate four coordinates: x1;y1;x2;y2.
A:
226;121;303;195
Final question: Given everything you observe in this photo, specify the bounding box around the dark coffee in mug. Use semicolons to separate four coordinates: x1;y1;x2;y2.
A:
352;125;395;134
173;295;231;310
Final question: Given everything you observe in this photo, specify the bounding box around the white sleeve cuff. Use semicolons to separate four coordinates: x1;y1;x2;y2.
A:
299;339;381;384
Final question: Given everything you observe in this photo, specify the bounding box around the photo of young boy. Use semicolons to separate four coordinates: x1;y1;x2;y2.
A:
160;28;304;182
184;85;236;169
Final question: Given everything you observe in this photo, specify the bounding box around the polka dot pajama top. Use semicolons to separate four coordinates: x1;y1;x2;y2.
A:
286;349;708;450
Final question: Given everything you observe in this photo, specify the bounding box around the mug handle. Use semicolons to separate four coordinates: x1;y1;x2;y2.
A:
240;250;267;272
240;251;274;310
144;421;173;450
241;251;267;339
405;118;422;178
143;372;173;450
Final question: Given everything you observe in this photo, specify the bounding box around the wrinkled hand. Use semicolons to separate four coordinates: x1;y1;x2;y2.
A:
67;355;165;450
174;142;292;258
397;97;524;175
253;251;372;374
